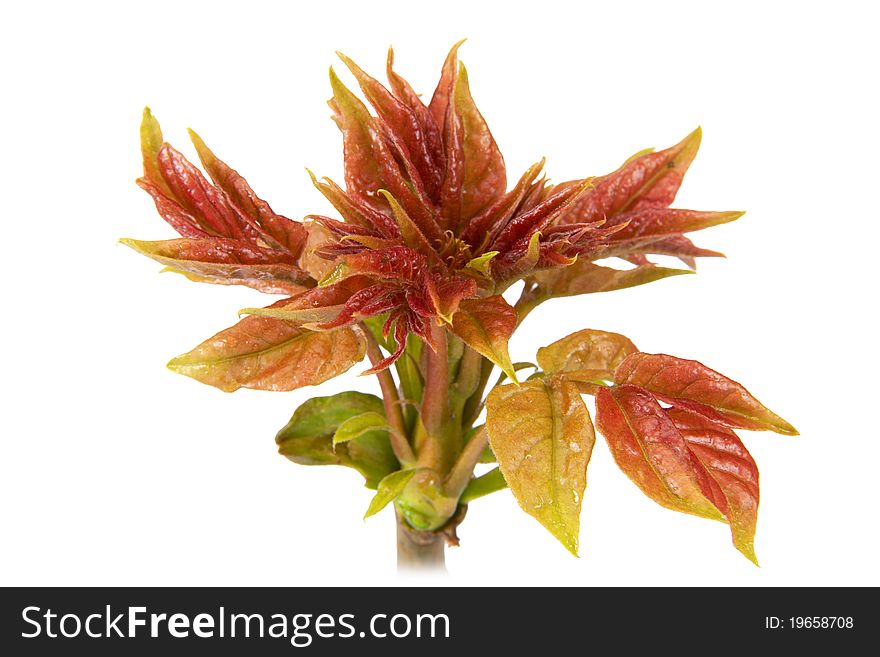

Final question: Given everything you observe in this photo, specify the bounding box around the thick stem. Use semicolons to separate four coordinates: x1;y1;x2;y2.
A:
362;326;415;465
417;324;453;471
396;512;445;571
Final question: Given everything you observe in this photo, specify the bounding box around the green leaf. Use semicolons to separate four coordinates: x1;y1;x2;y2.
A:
276;392;397;488
450;296;518;383
139;107;168;193
332;412;391;446
486;376;596;555
365;469;419;519
460;468;508;504
167;313;365;392
466;251;499;275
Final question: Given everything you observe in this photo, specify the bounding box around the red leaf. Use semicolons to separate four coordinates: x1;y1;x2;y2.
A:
596;385;761;563
189;130;308;258
668;407;760;564
459;159;545;249
559;128;702;225
428;41;464;134
361;313;409;375
168;300;366;392
605;208;743;243
241;277;373;325
338;52;443;198
307;171;399;238
319;284;406;330
328;67;387;207
156;144;250;240
450;295;518;382
323;245;428;287
614;353;798;435
439;61;507;228
528;260;693;299
120;238;312;295
386;47;445;191
329;69;443;244
488;179;591;253
136;179;210;239
595;385;727;520
621;234;725;268
423;271;478;322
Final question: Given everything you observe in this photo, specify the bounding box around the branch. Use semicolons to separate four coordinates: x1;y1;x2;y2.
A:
361;325;415;466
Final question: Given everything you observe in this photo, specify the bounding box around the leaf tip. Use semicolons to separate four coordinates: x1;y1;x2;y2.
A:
775;418;799;436
166;355;185;374
736;541;760;566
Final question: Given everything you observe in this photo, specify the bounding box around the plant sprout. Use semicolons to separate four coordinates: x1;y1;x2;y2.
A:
123;43;795;569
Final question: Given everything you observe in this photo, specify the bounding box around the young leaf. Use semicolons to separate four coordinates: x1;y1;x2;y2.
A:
450;296;518;383
328;67;387;205
386;47;445;179
167;308;366;392
440;62;507;227
529;260;692;300
668;407;760;564
332;412;391;446
240;277;371;326
336;52;442;197
120;238;312;295
365;469;419;519
596;386;761;563
606;208;743;243
614;353;798;435
188;129;308;257
140;107;169;195
460;467;508;504
377;189;438;257
466;251;499;275
537;329;638;380
486;376;595;555
559;128;703;224
595;385;726;522
276;392;397;488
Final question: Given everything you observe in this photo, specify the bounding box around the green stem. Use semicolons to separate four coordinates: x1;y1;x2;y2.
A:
362;327;415;466
396;511;445;571
452;346;482;426
513;282;544;327
444;425;487;498
462;358;494;429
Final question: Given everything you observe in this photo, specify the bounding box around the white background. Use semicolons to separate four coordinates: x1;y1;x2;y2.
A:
2;0;878;586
